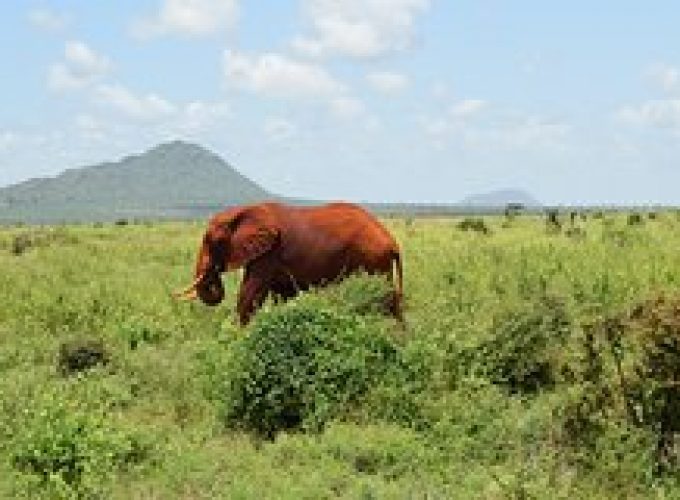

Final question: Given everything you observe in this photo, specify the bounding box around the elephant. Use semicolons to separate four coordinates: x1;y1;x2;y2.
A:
174;202;403;326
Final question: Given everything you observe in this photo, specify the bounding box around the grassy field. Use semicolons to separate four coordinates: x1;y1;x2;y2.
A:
2;212;680;498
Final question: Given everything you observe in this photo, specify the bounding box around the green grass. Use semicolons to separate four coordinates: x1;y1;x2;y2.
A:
2;213;680;498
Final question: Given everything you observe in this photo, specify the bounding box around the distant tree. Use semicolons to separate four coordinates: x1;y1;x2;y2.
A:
545;209;561;232
504;203;525;220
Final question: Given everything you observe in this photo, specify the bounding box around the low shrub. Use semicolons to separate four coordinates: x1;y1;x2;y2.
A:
572;295;680;468
627;213;644;226
318;273;397;317
457;217;490;234
9;390;150;497
8;228;77;255
58;338;109;375
221;297;402;437
461;295;576;393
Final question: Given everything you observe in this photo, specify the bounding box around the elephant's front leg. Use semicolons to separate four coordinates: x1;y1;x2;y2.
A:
236;275;269;326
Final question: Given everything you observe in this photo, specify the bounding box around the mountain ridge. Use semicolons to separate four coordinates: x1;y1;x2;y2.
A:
0;141;543;223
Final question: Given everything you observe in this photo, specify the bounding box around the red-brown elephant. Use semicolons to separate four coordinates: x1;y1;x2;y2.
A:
175;202;403;325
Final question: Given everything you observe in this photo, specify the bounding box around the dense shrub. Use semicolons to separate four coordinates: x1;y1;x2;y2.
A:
461;295;576;392
221;297;402;437
571;295;680;468
457;217;490;234
9;391;150;497
627;213;644;226
58;338;109;375
7;228;77;255
317;273;397;317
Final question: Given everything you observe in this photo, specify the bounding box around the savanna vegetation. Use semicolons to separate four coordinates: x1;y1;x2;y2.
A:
2;211;680;498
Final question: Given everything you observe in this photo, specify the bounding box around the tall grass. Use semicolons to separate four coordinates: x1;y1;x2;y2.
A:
1;213;680;497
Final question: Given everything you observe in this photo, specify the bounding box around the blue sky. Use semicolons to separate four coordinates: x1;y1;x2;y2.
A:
1;1;679;204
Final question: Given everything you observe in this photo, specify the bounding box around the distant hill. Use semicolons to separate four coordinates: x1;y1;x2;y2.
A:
460;189;541;208
0;141;275;222
0;141;546;223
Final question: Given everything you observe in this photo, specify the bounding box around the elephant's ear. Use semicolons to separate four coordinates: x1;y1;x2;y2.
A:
227;217;279;269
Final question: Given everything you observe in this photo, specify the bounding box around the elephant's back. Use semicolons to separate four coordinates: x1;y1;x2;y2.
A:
293;202;396;249
279;203;398;279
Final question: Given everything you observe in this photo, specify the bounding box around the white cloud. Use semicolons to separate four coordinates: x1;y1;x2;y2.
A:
618;99;680;130
366;71;409;94
420;104;569;151
329;96;365;119
647;63;680;94
93;83;176;120
48;41;111;92
132;0;239;38
264;117;297;141
450;99;487;119
28;7;69;33
293;0;430;59
223;50;345;98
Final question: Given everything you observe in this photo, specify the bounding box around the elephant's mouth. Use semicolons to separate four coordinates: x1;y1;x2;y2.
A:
173;269;224;306
196;271;224;306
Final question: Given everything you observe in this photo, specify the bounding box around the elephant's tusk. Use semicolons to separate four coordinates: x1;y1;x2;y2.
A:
176;289;198;301
172;272;206;298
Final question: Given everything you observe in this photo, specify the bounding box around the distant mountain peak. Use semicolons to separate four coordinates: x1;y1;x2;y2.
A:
0;141;275;222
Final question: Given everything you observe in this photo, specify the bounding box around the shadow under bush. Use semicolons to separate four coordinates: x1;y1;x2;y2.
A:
220;296;411;438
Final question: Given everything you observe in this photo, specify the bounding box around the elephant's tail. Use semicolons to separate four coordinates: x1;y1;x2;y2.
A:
392;250;404;321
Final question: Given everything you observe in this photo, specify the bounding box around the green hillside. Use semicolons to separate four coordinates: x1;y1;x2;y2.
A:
0;141;274;223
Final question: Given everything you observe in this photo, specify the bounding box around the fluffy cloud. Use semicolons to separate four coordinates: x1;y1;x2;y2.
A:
223;50;345;97
48;41;111;91
421;102;569;151
28;7;69;33
292;0;430;58
93;83;176;120
366;71;409;93
618;99;680;130
132;0;239;38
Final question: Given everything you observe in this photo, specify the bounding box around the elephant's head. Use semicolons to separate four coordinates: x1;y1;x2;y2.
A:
174;205;279;306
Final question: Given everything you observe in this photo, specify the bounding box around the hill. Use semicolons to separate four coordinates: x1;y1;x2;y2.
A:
0;141;546;223
0;141;274;222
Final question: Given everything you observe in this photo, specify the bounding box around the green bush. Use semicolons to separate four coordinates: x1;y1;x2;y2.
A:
627;213;644;226
570;295;680;468
318;273;397;317
221;297;401;437
58;338;109;375
9;391;150;497
457;217;490;234
461;295;576;392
